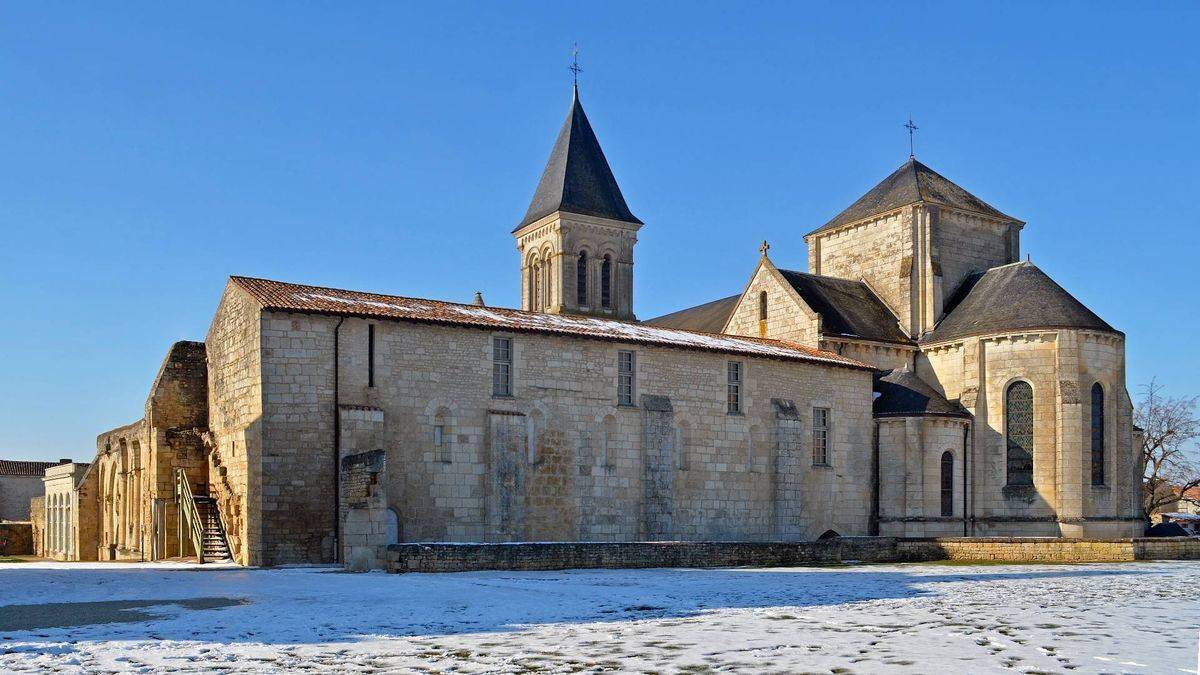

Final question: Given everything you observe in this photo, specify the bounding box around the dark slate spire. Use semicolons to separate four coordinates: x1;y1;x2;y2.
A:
516;87;641;231
807;158;1018;236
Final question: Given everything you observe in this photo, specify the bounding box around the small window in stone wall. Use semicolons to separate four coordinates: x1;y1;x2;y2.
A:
577;251;588;306
812;407;830;466
940;451;954;517
601;255;613;309
1005;381;1035;486
617;350;635;406
367;324;375;388
727;361;743;414
1091;383;1105;486
492;337;513;397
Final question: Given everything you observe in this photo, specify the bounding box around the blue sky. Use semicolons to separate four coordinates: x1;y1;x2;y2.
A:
1;3;1197;462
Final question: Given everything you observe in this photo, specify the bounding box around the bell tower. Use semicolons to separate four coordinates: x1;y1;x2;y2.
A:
513;86;642;320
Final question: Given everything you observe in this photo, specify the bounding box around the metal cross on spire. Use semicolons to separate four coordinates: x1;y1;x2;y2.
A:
904;115;919;158
759;240;770;257
569;42;583;87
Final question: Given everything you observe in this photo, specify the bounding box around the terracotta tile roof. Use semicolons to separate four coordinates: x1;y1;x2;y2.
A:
0;460;59;477
230;276;873;371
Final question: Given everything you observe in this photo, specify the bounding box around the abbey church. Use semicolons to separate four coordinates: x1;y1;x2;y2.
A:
40;86;1143;568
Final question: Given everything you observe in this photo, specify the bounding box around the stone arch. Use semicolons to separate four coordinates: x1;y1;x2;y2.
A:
527;251;543;311
817;529;841;540
386;507;401;544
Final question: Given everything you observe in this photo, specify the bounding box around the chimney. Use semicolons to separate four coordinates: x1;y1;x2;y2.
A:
473;291;485;307
58;458;71;464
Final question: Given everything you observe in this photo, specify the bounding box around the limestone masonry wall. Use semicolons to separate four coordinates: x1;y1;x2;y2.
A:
205;282;264;566
252;306;874;565
723;262;819;344
29;496;44;557
809;210;914;335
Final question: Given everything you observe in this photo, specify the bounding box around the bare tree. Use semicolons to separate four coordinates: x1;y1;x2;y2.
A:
1137;380;1200;520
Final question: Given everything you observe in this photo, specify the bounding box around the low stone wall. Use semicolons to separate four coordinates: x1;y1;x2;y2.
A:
0;522;34;556
387;537;1200;573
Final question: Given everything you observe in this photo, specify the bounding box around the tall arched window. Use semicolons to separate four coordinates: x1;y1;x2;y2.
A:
1005;381;1035;487
758;291;768;321
601;255;612;309
1091;383;1105;486
530;258;542;311
576;251;588;306
940;451;954;517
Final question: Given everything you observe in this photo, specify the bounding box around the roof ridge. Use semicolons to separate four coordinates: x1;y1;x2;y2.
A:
231;276;875;369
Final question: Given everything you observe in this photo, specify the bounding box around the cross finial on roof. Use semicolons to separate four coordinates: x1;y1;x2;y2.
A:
904;115;918;158
759;240;770;257
569;42;583;87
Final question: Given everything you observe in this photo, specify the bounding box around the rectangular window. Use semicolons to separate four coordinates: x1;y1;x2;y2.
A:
492;337;512;397
812;407;830;466
617;350;635;406
727;361;743;414
367;324;375;388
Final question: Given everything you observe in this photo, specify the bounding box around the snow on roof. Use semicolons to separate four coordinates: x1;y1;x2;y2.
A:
230;276;872;370
1161;512;1200;521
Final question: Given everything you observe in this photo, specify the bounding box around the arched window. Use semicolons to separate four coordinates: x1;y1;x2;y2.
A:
758;291;768;321
576;251;588;306
601;255;612;309
530;258;542;311
940;451;954;517
1005;381;1034;487
1091;383;1105;486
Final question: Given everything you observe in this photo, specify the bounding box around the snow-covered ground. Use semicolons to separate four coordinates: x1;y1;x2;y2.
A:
1;560;1197;673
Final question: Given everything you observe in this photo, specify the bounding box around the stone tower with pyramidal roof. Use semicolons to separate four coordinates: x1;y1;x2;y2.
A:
514;86;642;320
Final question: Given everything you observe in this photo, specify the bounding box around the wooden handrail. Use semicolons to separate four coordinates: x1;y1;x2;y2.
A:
174;469;206;563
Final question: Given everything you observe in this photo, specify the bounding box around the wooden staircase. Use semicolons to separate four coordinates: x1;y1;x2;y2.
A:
193;496;232;562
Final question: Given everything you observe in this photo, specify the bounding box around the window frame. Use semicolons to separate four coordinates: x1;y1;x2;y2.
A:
1091;382;1105;486
726;361;743;414
491;336;513;397
1004;380;1035;487
576;251;588;307
812;406;831;466
367;323;376;388
600;254;613;309
940;451;954;517
617;350;636;407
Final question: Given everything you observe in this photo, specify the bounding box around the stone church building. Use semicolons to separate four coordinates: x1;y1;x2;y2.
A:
47;86;1142;567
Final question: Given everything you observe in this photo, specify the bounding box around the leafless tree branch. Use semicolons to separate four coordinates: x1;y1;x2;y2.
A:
1137;379;1200;519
